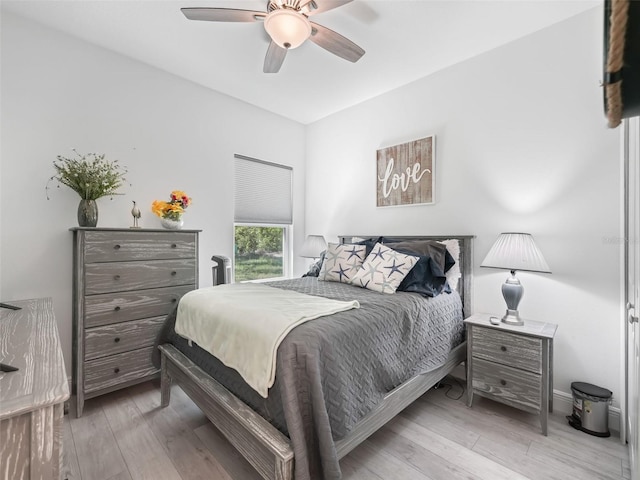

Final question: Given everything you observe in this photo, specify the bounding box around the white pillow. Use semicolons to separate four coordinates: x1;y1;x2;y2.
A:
352;243;419;294
440;239;461;291
318;243;366;285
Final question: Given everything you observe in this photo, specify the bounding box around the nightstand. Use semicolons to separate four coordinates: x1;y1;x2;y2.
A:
465;313;558;435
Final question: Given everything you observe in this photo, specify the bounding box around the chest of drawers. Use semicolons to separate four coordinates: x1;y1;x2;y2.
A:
465;313;557;435
71;227;200;417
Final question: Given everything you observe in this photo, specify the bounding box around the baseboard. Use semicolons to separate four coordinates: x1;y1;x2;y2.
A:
448;366;621;434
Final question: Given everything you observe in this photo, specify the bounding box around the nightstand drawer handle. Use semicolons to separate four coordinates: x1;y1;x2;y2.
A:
171;271;177;276
171;298;178;303
171;243;177;249
114;337;120;343
114;306;121;312
114;274;121;280
500;346;507;352
114;244;121;250
114;367;120;374
500;379;507;386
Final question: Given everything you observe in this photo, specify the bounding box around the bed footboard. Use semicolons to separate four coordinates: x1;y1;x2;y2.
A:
158;344;294;480
159;341;465;480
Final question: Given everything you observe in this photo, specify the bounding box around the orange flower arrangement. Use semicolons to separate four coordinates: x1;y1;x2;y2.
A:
151;190;192;221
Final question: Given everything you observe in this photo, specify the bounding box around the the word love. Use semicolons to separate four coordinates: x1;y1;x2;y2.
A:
377;157;430;198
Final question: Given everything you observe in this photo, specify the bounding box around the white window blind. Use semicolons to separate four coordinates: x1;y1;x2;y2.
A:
234;154;293;225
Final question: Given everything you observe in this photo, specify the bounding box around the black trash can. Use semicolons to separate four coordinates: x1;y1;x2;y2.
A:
567;381;612;437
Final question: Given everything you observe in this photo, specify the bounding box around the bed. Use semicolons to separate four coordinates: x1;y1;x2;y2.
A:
156;235;473;480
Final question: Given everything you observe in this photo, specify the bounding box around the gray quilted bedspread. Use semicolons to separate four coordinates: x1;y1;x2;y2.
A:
156;277;463;480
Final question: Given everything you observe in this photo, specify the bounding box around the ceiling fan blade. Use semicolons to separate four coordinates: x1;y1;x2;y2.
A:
181;8;265;23
309;22;364;63
264;41;288;73
300;0;353;16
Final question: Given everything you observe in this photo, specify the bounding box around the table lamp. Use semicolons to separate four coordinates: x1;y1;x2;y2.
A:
300;234;327;267
481;232;551;326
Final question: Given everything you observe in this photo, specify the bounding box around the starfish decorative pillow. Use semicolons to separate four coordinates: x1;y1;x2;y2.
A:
352;243;419;294
318;243;367;285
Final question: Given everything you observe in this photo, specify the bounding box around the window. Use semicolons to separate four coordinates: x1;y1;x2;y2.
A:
234;155;292;282
234;225;287;282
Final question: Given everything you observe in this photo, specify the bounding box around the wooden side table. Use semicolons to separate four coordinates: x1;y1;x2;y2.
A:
0;298;70;479
465;313;557;435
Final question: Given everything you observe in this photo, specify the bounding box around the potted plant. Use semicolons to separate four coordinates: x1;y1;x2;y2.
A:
47;149;128;227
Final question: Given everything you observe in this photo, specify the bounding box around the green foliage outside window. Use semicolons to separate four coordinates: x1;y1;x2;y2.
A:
234;226;284;281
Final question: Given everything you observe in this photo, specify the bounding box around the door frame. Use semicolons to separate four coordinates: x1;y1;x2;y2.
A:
624;116;640;477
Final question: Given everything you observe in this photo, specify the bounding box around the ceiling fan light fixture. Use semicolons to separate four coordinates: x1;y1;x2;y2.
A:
264;9;311;49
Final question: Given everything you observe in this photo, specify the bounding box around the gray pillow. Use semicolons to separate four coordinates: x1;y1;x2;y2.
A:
302;251;325;277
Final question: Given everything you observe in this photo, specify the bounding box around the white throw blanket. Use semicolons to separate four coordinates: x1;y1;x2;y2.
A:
175;283;360;397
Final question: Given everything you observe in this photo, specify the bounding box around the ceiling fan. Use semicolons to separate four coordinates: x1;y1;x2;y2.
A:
181;0;365;73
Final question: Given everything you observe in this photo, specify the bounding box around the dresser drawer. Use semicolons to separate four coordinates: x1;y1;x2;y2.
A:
472;358;541;413
85;316;166;360
84;285;193;328
84;231;196;263
85;259;196;295
84;346;158;394
471;326;542;374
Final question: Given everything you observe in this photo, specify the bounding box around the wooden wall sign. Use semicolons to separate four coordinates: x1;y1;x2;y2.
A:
376;135;435;207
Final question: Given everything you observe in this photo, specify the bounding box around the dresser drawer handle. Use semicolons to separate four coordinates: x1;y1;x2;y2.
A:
171;271;177;276
500;346;507;352
114;337;120;343
500;379;507;386
114;306;121;312
114;244;121;250
171;244;177;249
114;367;121;374
114;275;121;280
171;298;178;303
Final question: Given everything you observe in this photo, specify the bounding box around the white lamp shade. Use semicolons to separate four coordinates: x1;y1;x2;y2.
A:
300;235;327;258
264;9;312;49
481;233;551;273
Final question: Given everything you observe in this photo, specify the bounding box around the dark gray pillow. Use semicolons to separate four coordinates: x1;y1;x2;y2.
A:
302;251;325;277
383;239;449;272
383;240;452;297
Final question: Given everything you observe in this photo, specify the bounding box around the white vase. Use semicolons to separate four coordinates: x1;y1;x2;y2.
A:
160;217;184;230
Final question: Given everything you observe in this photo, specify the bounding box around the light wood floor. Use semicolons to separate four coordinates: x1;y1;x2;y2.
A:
63;377;630;480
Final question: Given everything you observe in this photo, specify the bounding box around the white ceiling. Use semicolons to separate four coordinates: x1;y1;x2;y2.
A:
2;0;598;124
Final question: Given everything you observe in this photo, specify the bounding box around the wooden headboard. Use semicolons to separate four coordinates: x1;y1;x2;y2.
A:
338;235;474;317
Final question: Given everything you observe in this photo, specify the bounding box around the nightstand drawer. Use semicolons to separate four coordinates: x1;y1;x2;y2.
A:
84;231;197;263
472;358;541;412
85;259;197;295
85;316;166;360
84;285;192;328
472;326;542;374
84;346;158;394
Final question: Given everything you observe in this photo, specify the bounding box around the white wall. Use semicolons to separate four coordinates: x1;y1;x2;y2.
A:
305;8;622;402
0;11;306;374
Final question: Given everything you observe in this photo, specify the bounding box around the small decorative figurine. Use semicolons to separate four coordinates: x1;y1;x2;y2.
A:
130;200;141;228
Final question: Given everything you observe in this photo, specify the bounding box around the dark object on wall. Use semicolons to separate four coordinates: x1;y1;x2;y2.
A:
604;0;640;127
566;381;613;437
211;255;231;285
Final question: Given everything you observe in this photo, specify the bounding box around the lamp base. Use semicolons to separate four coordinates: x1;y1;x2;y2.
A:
502;309;524;326
501;271;524;326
